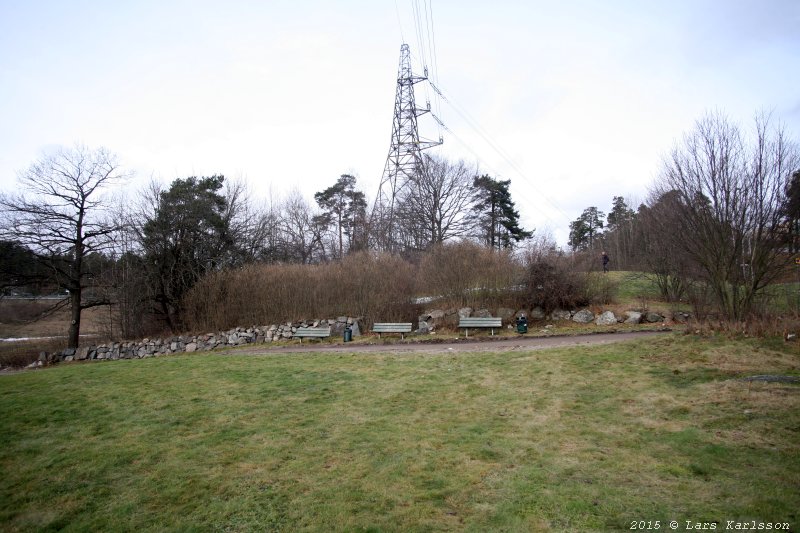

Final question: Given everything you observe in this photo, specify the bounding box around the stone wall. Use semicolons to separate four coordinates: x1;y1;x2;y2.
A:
24;307;691;369
416;306;684;332
37;317;362;366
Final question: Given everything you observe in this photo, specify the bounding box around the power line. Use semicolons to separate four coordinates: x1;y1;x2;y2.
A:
411;0;427;73
393;0;571;231
429;81;573;224
423;0;442;134
393;0;405;43
431;112;565;231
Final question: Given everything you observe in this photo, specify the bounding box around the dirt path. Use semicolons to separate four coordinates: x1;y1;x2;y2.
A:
0;331;672;376
231;330;671;356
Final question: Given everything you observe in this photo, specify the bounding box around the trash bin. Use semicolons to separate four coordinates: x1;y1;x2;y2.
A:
516;316;528;334
343;325;352;342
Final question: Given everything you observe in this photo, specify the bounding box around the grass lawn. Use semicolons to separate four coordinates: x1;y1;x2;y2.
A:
607;271;662;302
1;335;799;532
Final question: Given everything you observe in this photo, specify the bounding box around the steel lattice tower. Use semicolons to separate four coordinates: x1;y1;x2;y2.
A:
371;43;442;251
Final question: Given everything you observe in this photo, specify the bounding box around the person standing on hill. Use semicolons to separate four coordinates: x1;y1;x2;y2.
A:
602;251;610;273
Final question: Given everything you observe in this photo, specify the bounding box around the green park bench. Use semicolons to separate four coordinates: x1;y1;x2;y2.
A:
372;322;413;340
458;317;502;337
294;326;332;343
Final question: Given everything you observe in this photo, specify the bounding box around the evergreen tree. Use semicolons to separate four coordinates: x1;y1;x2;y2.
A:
472;174;533;250
606;196;635;229
314;174;367;257
568;207;605;251
140;175;233;332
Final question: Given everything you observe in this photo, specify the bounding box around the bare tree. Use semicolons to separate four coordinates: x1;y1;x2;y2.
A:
278;191;326;264
0;145;127;348
222;178;276;265
654;111;799;319
635;191;694;302
396;154;475;250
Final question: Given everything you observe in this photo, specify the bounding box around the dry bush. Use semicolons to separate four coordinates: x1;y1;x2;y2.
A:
183;252;417;331
0;338;65;368
522;234;623;310
583;272;619;305
415;241;523;309
523;253;590;313
521;237;622;311
325;252;418;324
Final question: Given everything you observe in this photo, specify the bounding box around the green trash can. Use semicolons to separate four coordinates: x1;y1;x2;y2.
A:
516;316;528;334
343;325;353;342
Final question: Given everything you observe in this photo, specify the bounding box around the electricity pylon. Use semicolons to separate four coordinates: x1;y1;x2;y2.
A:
371;43;442;252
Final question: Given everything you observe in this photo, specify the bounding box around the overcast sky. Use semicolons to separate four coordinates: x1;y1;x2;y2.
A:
1;0;798;245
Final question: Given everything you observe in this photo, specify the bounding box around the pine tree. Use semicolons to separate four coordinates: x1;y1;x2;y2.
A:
314;174;367;257
472;175;533;250
568;207;605;251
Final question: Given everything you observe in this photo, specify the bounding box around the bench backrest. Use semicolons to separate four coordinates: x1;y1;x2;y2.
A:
458;317;502;327
294;326;332;337
372;323;413;333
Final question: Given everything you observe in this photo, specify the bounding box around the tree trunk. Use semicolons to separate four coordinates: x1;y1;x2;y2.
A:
68;289;81;349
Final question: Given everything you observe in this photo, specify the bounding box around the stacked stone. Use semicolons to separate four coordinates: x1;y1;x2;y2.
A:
43;317;363;365
414;306;684;331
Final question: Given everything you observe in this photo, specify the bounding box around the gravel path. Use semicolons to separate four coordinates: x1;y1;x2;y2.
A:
0;330;673;375
230;330;671;356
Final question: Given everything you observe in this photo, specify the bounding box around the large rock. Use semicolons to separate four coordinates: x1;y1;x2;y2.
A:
420;309;446;330
331;321;346;336
595;311;618;326
474;308;492;318
550;309;571;321
572;309;595;323
624;311;642;324
458;307;472;319
76;347;91;360
443;308;459;326
672;311;691;323
350;320;361;337
185;342;198;352
496;307;515;322
530;307;546;320
427;309;445;320
645;312;665;323
417;314;433;332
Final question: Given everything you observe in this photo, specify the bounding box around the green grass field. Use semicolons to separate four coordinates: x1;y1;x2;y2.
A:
1;334;798;532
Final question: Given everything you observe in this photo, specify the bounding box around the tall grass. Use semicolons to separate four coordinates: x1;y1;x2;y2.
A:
184;244;529;331
415;242;523;309
183;252;417;330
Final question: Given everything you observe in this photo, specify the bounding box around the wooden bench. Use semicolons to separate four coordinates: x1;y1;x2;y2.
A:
458;317;502;337
372;322;413;339
294;326;331;343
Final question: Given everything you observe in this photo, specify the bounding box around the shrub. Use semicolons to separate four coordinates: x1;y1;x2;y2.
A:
522;254;590;313
415;242;524;309
182;252;417;331
519;237;614;312
0;338;64;368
